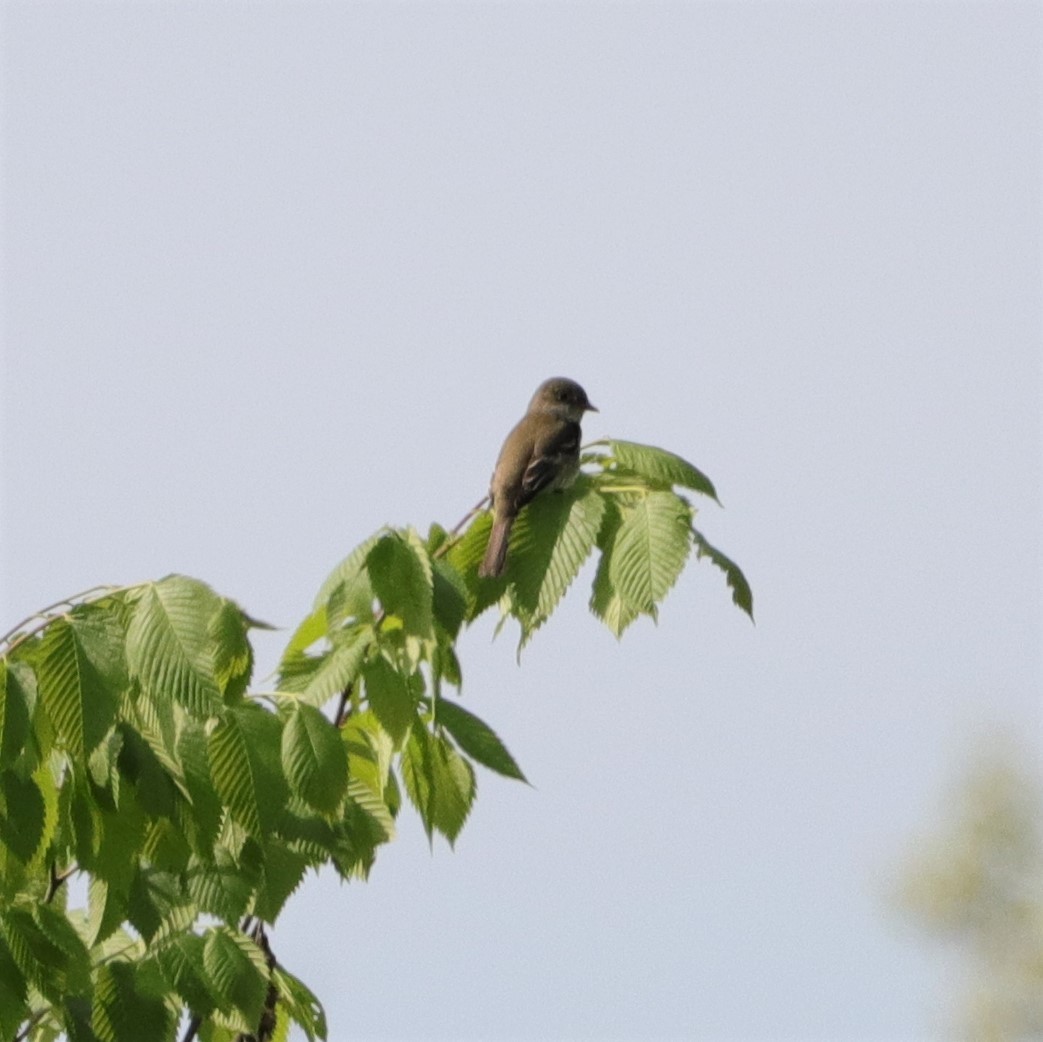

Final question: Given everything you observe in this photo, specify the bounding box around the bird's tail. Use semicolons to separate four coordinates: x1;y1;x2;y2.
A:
478;514;514;578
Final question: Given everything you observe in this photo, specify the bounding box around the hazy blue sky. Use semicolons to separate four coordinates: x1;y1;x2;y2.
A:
2;3;1040;1040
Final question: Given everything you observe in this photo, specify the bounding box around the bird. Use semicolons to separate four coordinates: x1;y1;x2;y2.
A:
478;377;598;578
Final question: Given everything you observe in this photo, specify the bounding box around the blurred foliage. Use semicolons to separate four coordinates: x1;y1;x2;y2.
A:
896;740;1043;1041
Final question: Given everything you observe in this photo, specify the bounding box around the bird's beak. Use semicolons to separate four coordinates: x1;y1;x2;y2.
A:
586;403;599;413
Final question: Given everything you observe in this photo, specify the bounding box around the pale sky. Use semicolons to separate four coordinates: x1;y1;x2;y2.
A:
2;3;1041;1040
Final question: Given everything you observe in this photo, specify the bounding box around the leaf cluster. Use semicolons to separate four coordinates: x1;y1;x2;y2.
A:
0;438;749;1042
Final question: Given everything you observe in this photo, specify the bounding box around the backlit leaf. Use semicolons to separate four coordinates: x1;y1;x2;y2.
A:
281;704;348;816
35;606;125;762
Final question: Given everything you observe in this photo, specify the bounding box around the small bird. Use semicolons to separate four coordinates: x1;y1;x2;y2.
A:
478;377;598;578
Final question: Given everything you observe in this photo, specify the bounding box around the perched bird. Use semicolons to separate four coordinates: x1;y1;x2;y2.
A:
478;377;598;578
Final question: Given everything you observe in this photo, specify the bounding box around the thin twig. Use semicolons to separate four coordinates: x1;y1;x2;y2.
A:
0;583;134;656
45;862;76;903
334;683;353;728
179;1013;202;1042
13;1010;47;1042
432;495;490;561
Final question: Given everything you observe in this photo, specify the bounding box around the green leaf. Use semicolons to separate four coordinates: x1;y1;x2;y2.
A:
1;904;90;1003
362;658;420;747
126;867;191;943
32;903;91;995
401;724;475;845
273;966;327;1042
446;511;502;617
207;704;289;838
203;926;269;1028
430;558;469;639
156;931;219;1017
185;852;255;925
87;875;129;948
282;607;327;659
603;439;719;500
366;530;434;641
209;598;254;701
341;711;395;804
93;959;174;1042
0;933;28;1041
252;839;309;923
436;700;527;783
126;577;224;716
281;704;348;816
34;606;125;762
116;726;178;819
314;532;382;623
177;721;224;857
0;772;45;863
691;528;755;620
0;658;33;767
507;479;606;641
590;490;693;637
280;625;374;708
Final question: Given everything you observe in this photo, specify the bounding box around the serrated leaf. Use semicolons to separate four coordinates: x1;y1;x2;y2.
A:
446;511;504;618
273;966;327;1042
367;530;434;640
314;532;382;623
35;606;124;762
185;852;255;925
362;658;420;747
209;598;254;701
92;959;174;1042
282;608;327;660
156;931;219;1017
691;528;755;620
590;490;692;637
126;867;191;943
507;479;605;641
281;625;374;708
0;932;28;1041
436;699;527;783
0;772;45;863
32;903;91;995
281;704;348;816
0;658;33;767
207;705;288;838
1;905;80;1003
87;876;128;948
126;577;224;716
604;439;719;500
401;724;475;845
341;711;394;802
252;839;309;923
203;926;269;1027
430;558;469;639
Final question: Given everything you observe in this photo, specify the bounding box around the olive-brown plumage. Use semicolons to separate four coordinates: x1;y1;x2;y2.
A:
478;378;598;579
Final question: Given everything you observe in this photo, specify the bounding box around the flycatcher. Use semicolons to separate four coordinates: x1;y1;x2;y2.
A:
478;377;598;579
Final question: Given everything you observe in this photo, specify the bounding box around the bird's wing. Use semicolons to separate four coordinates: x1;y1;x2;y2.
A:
519;420;581;502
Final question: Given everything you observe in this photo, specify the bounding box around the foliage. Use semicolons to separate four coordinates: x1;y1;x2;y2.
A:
0;439;749;1042
895;741;1043;1041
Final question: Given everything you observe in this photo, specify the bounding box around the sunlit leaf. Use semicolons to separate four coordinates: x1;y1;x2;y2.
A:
591;491;692;636
362;658;420;747
126;577;224;717
207;705;288;838
367;530;434;641
602;439;719;500
691;528;755;620
436;700;526;783
35;606;125;763
281;704;348;816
